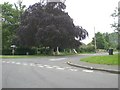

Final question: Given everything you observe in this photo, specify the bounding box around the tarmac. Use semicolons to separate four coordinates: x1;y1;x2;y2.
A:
67;53;120;74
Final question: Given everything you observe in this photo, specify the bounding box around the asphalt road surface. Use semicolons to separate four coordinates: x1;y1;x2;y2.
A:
2;54;118;88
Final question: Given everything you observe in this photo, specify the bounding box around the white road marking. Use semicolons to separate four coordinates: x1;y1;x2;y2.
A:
69;69;78;71
83;70;94;73
29;63;36;66
23;63;28;66
52;66;60;68
6;62;10;63
56;67;65;70
11;61;15;64
2;61;81;72
16;62;21;65
38;65;44;68
46;66;53;69
2;61;6;63
44;65;50;67
49;58;66;61
65;67;72;69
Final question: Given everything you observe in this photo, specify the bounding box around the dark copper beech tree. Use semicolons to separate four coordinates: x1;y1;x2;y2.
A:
17;2;88;50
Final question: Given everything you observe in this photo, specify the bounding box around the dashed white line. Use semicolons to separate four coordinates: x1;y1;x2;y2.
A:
2;61;6;63
69;69;78;71
16;62;21;65
52;66;60;68
11;62;15;64
65;67;72;69
6;62;10;63
29;63;36;66
56;67;65;70
49;58;66;61
22;63;28;66
38;65;44;68
3;61;95;73
44;65;50;67
83;70;94;73
46;66;53;69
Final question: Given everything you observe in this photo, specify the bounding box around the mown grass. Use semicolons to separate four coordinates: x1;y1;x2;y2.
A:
0;55;41;58
0;53;75;58
80;54;119;65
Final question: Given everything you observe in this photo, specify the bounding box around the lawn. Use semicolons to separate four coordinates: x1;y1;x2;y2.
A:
0;55;40;58
80;54;119;65
0;53;75;58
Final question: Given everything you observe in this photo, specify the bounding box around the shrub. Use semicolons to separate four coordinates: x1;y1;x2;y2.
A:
15;47;36;55
77;44;95;53
2;49;12;55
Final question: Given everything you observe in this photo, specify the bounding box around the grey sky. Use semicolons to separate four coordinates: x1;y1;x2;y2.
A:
1;0;119;44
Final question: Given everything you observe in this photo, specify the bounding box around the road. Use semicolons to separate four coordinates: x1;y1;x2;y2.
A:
2;54;118;88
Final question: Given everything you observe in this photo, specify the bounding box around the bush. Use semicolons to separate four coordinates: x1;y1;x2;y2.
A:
77;44;95;53
36;47;52;55
2;49;12;55
15;47;36;55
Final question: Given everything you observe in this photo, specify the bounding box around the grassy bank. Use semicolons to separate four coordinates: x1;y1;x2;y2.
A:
0;55;41;58
1;53;75;58
80;54;119;65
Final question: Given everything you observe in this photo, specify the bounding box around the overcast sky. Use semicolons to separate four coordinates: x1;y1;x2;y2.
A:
1;0;119;44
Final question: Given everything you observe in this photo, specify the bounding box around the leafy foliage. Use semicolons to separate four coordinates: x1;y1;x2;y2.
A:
108;32;118;49
111;7;120;33
91;32;106;49
2;2;18;50
90;32;118;50
1;2;26;51
76;43;95;53
17;2;88;49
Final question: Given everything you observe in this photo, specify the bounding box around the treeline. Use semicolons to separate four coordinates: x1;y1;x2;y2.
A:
87;32;118;52
1;1;88;55
1;1;118;55
76;32;118;53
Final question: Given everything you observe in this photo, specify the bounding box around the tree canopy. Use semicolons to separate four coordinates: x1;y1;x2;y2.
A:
17;2;88;49
90;32;118;50
111;6;120;33
1;1;26;51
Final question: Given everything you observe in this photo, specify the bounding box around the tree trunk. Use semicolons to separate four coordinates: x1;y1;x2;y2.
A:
56;47;60;55
69;49;72;53
51;48;55;55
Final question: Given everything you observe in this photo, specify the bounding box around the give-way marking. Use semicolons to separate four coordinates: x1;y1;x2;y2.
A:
82;70;94;73
49;58;66;61
2;61;95;73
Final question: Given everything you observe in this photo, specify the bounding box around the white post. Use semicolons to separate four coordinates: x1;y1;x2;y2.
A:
73;49;77;54
56;47;60;55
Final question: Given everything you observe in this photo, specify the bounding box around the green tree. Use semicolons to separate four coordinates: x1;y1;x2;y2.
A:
108;32;118;49
91;32;118;50
1;2;26;54
17;2;88;52
92;32;106;49
111;5;120;33
103;32;110;49
14;0;26;23
111;3;120;50
2;2;17;50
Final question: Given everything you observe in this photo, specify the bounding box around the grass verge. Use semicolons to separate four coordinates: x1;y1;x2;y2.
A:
0;53;75;58
0;55;41;58
80;54;119;65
